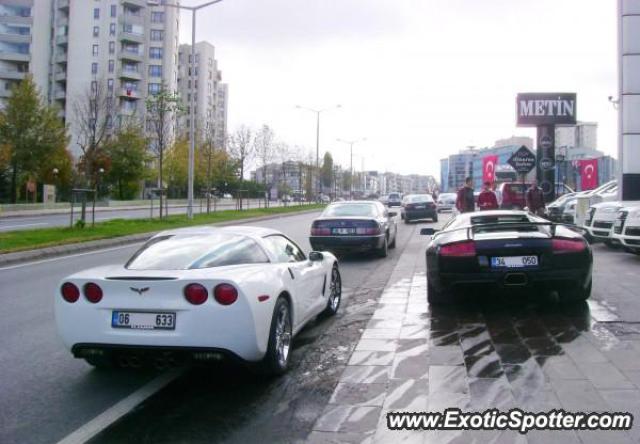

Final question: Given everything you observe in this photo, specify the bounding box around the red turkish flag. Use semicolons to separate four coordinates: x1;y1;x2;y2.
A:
580;159;598;190
482;155;498;183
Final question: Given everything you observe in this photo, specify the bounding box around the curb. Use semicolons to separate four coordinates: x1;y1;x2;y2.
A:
0;208;322;267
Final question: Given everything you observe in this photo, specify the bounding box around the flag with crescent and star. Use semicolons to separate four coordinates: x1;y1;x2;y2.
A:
579;158;598;190
482;155;499;184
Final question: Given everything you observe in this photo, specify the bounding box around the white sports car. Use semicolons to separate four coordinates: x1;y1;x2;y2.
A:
55;226;341;375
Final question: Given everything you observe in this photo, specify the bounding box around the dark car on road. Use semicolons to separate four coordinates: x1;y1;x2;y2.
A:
421;210;592;305
310;201;398;257
402;194;438;224
386;192;402;207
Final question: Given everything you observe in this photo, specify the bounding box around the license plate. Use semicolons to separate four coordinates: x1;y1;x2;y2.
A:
333;228;355;235
414;205;426;209
491;256;538;268
112;311;176;330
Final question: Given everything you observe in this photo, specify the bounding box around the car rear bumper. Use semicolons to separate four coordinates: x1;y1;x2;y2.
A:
310;234;385;252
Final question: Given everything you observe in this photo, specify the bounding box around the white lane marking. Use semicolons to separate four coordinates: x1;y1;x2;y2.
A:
0;222;48;230
56;368;185;444
0;243;143;272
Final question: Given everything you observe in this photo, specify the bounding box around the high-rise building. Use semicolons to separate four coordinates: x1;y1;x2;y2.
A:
555;122;598;150
177;41;228;150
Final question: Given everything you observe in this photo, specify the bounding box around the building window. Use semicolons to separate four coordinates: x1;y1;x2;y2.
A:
110;5;117;18
108;59;115;73
148;65;162;77
93;8;100;19
150;30;164;41
109;41;115;54
93;26;99;37
107;79;114;93
109;23;116;36
91;63;98;74
151;12;164;23
92;44;99;56
149;47;163;59
148;83;161;95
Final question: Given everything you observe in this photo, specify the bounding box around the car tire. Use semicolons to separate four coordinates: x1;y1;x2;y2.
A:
84;355;114;369
377;236;388;258
427;280;448;305
404;218;411;224
389;234;396;249
260;297;292;376
320;265;342;317
563;281;592;302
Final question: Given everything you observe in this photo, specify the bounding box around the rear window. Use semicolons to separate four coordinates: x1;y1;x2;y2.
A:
388;193;401;200
126;233;270;270
470;214;540;233
322;203;378;217
410;195;433;203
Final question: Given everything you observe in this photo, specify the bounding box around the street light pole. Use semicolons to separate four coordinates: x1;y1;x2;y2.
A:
337;137;366;200
158;0;224;220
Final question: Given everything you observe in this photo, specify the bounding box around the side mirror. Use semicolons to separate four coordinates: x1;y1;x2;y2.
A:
420;228;437;236
309;251;324;261
388;211;397;218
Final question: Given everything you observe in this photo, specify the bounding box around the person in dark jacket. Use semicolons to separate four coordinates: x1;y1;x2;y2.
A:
478;181;499;210
456;177;475;213
525;179;545;216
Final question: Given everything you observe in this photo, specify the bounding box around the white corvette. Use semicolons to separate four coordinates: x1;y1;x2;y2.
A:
55;226;341;375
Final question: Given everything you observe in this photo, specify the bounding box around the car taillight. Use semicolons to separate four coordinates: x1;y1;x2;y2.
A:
311;227;331;236
214;284;238;305
356;226;381;235
84;282;103;303
61;282;80;303
440;241;476;257
552;238;586;253
184;283;208;305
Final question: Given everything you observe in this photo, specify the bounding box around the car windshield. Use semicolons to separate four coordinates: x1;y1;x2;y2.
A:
126;233;270;270
322;203;378;217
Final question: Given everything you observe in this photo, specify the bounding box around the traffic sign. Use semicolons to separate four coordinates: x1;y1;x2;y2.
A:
507;146;537;174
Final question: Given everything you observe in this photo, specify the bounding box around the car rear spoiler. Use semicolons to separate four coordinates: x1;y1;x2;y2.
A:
420;221;587;239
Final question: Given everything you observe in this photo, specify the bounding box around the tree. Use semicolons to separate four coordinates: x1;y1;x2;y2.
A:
72;78;114;187
104;122;149;199
164;137;189;197
0;76;69;203
146;86;182;217
228;126;255;208
254;125;276;204
321;151;334;189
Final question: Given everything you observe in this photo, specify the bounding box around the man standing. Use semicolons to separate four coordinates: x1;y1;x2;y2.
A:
456;177;475;213
478;181;499;210
525;179;545;216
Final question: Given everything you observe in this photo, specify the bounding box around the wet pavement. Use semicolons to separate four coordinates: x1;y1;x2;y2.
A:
309;235;640;444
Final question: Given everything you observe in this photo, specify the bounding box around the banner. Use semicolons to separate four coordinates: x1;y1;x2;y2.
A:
580;159;598;190
482;155;499;183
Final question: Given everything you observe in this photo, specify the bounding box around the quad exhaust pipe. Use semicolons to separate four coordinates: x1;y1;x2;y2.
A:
115;352;181;370
504;273;528;286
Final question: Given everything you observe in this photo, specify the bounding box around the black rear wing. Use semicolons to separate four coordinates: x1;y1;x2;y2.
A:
421;221;586;239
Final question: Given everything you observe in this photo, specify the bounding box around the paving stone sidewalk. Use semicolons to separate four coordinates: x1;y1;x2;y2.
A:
308;236;640;444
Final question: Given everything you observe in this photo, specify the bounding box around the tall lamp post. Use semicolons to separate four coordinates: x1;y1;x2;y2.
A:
296;104;341;200
158;0;225;219
336;137;366;200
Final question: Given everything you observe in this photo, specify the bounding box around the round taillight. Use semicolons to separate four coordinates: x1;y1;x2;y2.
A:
84;283;103;303
61;282;80;303
184;283;208;305
214;284;238;306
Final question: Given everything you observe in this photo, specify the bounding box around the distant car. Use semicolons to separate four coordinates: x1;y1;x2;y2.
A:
402;194;438;224
612;204;640;255
545;193;577;222
320;195;331;203
310;201;398;257
223;193;232;199
387;193;402;207
421;210;592;304
436;193;457;212
498;182;529;210
55;226;341;375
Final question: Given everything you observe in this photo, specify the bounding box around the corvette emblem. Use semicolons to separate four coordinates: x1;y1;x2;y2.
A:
130;287;150;295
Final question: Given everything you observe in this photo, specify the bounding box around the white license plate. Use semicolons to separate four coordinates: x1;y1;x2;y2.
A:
491;256;538;268
112;311;176;330
333;228;354;235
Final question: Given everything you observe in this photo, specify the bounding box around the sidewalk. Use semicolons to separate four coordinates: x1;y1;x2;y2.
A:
308;239;640;443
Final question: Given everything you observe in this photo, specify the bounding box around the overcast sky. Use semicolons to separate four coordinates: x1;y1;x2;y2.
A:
178;0;617;178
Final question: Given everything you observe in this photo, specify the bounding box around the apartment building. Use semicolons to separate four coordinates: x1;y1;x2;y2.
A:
177;41;228;150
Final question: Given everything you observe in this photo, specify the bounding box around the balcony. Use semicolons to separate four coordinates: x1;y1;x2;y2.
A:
122;0;147;8
120;50;143;63
56;16;68;28
0;33;30;44
0;88;11;98
0;51;30;62
54;70;66;82
57;0;69;10
54;52;67;64
118;88;141;99
0;69;27;81
118;29;144;44
118;67;142;80
54;89;66;100
56;34;67;46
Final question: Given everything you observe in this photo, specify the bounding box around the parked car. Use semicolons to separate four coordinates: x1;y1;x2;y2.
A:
387;192;402;207
612;204;640;255
402;194;438;224
583;201;640;247
545;192;577;221
498;182;529;210
436;193;457;212
310;201;398;257
55;226;341;375
420;210;592;305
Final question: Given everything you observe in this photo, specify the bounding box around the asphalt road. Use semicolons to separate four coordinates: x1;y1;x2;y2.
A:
0;209;418;444
0;199;284;232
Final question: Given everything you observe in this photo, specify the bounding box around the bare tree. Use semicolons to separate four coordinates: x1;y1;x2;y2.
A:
254;125;276;207
146;85;182;218
228;125;255;209
201;120;217;212
73;78;115;186
276;142;293;204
